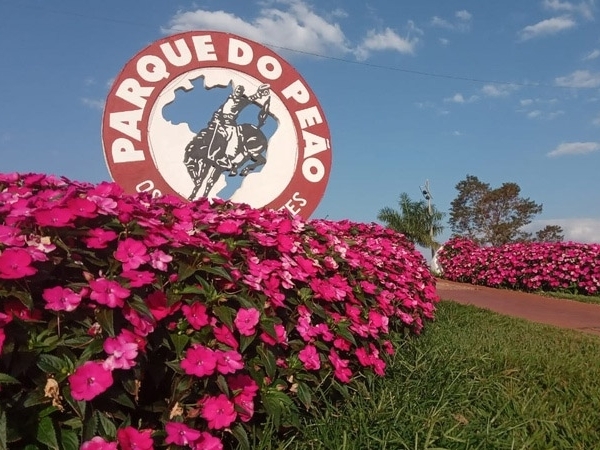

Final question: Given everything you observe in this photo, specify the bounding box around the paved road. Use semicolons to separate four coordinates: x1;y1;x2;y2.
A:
436;279;600;337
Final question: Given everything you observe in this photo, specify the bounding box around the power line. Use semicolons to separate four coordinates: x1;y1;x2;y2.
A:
2;3;590;90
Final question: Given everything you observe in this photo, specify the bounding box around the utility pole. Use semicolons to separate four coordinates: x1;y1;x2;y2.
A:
420;180;435;259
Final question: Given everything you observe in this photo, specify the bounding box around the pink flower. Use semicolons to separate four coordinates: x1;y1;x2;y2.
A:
67;197;97;217
149;249;172;271
182;303;209;330
33;208;75;227
213;324;239;349
0;225;25;246
121;269;155;287
69;361;113;401
81;437;118;450
116;427;154;450
114;238;149;271
103;332;139;370
123;305;155;337
215;350;244;374
84;228;118;249
234;308;260;336
89;278;130;308
145;291;178;321
181;345;217;377
193;432;223;450
298;345;321;370
216;219;243;235
0;328;6;356
42;286;82;312
260;323;288;346
201;394;237;429
0;248;37;279
328;350;353;383
165;422;202;446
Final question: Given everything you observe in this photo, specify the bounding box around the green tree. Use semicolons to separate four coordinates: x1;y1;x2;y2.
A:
535;225;564;243
449;175;546;246
378;192;445;255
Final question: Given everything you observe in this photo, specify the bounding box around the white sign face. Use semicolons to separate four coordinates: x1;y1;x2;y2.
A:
102;31;332;219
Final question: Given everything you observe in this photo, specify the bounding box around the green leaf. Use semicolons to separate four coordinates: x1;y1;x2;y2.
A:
81;409;98;442
37;354;70;378
256;345;277;379
200;265;232;281
59;429;79;450
96;410;117;439
177;285;204;295
169;334;190;359
36;416;59;450
334;323;357;346
128;295;153;320
0;373;20;385
112;391;136;409
177;261;198;281
0;406;7;450
95;309;115;337
239;334;255;353
78;339;104;363
212;306;235;329
215;375;230;396
230;423;250;450
296;381;312;409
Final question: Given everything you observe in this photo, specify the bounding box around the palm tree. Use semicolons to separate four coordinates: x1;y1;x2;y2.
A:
377;192;445;255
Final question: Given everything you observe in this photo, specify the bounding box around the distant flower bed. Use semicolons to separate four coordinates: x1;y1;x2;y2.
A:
437;237;600;295
0;172;438;449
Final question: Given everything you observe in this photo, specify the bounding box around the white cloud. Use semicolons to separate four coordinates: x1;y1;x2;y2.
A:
81;98;104;110
355;26;420;60
528;110;542;118
445;93;465;103
542;0;595;20
518;16;576;40
439;38;450;46
481;83;519;97
555;70;600;88
163;2;420;60
583;49;600;60
452;130;462;136
547;141;600;157
529;218;600;243
162;1;351;56
593;114;600;126
430;10;472;32
520;98;534;106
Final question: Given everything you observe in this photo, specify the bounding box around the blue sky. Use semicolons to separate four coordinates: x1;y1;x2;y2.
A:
1;0;600;246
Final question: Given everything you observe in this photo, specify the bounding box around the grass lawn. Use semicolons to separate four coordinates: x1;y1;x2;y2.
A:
256;301;600;449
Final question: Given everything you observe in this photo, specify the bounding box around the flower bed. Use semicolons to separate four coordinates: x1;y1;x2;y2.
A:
0;173;438;449
437;237;600;295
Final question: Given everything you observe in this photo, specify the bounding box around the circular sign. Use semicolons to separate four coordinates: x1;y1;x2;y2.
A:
101;31;332;219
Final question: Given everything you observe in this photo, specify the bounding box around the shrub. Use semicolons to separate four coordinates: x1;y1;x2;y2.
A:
0;173;438;449
437;237;600;295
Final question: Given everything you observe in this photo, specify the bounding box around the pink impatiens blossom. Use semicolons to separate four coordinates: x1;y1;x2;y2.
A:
42;286;82;312
80;437;118;450
33;208;75;227
145;291;179;321
181;345;217;377
165;422;202;446
0;247;37;279
182;302;210;330
116;426;154;450
84;228;118;249
193;432;223;450
213;324;239;349
114;238;150;271
215;350;244;375
328;350;353;383
0;328;6;356
121;269;155;287
201;394;237;429
298;345;321;370
234;308;260;336
103;332;139;370
69;361;113;401
89;278;130;308
149;249;173;271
